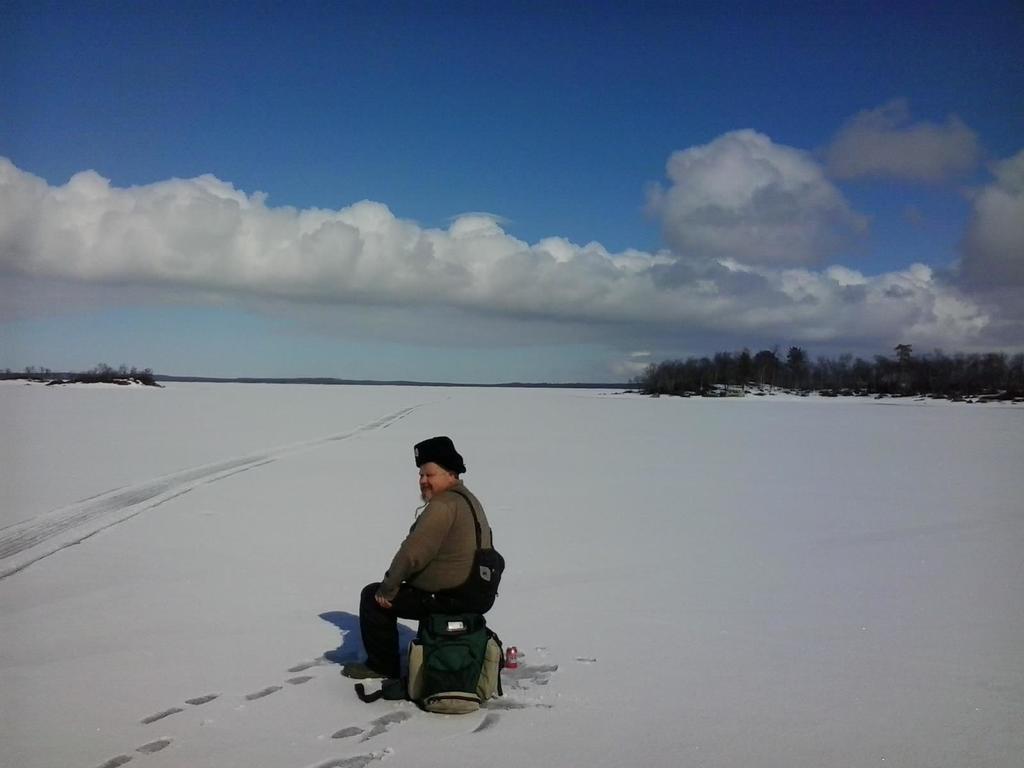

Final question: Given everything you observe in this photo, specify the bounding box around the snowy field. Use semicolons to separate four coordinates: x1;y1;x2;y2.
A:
1;382;1022;768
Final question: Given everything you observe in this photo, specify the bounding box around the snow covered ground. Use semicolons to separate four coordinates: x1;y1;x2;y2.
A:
1;382;1022;768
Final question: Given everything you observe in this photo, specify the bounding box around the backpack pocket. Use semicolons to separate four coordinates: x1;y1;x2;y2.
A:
407;640;425;701
476;635;503;700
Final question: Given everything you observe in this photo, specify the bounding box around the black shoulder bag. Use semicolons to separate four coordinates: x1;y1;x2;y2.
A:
442;489;505;614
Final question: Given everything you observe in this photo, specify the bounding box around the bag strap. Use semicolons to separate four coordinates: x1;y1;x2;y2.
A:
354;683;383;703
354;679;406;703
449;488;487;548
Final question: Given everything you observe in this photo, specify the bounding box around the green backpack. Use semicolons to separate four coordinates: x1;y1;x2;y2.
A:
407;613;504;714
354;613;504;714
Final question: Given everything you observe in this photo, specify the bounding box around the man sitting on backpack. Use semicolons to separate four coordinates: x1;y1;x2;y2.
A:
342;436;494;680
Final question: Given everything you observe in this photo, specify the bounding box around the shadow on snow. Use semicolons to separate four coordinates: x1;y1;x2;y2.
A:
319;610;416;667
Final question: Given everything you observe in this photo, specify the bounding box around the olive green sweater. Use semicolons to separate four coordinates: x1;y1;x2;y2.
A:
378;482;492;599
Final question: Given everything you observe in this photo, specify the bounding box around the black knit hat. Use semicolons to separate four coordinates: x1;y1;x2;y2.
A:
414;436;466;474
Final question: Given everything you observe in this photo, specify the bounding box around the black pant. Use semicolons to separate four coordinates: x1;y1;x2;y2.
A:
359;582;473;678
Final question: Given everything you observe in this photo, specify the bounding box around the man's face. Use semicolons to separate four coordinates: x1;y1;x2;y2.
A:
419;462;458;501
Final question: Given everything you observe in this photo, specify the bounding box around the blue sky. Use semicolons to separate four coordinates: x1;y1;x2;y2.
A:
2;1;1022;382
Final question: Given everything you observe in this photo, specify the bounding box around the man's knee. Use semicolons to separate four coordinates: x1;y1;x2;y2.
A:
356;581;380;614
360;582;382;610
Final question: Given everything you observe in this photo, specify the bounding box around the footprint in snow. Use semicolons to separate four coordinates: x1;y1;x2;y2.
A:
141;691;218;724
332;710;412;742
245;672;317;701
503;662;558;689
288;658;328;673
360;710;412;742
331;726;364;740
309;748;393;768
140;707;182;725
185;693;219;706
136;739;172;754
245;685;282;701
95;744;173;768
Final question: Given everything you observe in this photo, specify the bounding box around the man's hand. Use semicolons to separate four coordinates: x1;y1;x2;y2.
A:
375;593;393;610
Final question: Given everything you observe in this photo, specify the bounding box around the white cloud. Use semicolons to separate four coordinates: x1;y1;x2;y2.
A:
609;349;654;379
611;359;652;379
953;149;1024;343
446;212;512;230
826;99;980;182
960;149;1024;287
648;130;866;266
0;156;997;352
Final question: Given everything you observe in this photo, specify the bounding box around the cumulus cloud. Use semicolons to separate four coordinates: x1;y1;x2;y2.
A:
648;130;866;266
953;149;1024;344
959;149;1024;287
0;156;996;351
826;99;980;182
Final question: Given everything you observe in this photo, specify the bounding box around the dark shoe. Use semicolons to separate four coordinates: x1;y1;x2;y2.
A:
341;662;387;680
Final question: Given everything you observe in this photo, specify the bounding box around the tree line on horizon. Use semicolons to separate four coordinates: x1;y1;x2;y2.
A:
2;363;159;387
635;345;1024;400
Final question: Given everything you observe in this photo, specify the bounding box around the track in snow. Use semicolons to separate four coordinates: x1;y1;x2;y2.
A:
0;405;420;580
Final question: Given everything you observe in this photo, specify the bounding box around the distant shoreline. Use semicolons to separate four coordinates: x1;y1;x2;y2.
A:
0;373;627;390
5;376;1023;403
153;374;628;389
